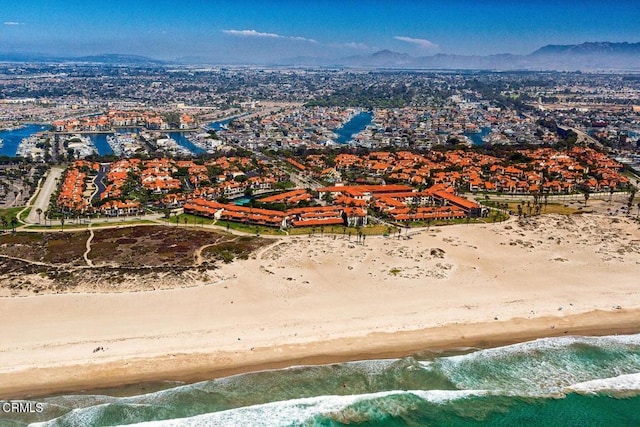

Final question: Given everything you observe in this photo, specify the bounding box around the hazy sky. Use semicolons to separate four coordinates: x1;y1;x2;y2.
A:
1;0;639;62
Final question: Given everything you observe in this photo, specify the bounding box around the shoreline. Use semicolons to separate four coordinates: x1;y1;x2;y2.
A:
2;309;638;400
1;213;639;401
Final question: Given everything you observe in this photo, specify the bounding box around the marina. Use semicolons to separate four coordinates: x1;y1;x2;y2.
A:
0;124;49;157
87;133;114;156
167;131;205;155
63;134;98;159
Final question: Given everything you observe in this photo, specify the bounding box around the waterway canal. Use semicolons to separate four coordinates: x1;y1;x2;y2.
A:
333;111;373;144
0;124;49;157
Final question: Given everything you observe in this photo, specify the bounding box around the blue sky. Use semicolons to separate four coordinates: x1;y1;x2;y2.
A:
1;1;639;62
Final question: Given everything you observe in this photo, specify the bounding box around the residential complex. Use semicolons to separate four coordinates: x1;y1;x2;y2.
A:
1;65;638;227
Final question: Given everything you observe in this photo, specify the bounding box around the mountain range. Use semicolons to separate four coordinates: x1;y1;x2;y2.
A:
280;42;640;71
1;42;639;71
0;53;167;65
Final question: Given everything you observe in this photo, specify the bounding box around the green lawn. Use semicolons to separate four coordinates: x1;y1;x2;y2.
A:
287;224;394;236
481;200;581;215
0;207;24;221
18;207;31;221
164;213;217;227
88;220;157;228
25;219;157;230
223;221;287;236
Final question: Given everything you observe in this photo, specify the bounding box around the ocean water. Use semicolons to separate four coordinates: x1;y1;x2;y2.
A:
5;334;640;426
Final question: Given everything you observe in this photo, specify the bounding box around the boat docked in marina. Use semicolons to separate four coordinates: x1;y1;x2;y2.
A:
65;134;98;158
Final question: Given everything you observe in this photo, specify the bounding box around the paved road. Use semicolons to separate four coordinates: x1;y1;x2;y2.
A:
3;180;23;208
25;167;64;224
567;127;606;150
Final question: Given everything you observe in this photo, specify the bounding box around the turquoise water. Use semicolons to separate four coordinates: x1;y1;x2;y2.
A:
5;334;640;426
334;112;373;144
232;196;253;206
0;124;49;157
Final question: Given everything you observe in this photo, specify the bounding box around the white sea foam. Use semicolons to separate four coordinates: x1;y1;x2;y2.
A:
567;372;640;394
442;333;640;365
29;403;112;427
433;333;640;394
120;390;485;427
406;389;488;403
342;357;399;374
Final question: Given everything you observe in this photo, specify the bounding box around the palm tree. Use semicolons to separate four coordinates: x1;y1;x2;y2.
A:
543;194;549;211
1;217;7;232
36;208;43;224
10;216;18;233
628;187;637;209
60;216;65;231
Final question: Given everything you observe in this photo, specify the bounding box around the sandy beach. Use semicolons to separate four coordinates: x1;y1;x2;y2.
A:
1;213;639;399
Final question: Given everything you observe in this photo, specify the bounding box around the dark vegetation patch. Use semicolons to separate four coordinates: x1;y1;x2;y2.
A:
0;226;271;295
0;231;88;265
89;226;234;267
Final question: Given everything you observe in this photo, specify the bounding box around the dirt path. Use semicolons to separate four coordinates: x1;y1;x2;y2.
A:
0;253;55;267
193;236;240;266
83;225;95;267
193;243;218;266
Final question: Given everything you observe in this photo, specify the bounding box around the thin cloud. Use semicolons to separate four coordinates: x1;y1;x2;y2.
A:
340;42;370;50
222;29;317;43
223;29;371;52
394;36;438;51
4;21;24;26
290;36;319;44
223;29;283;38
